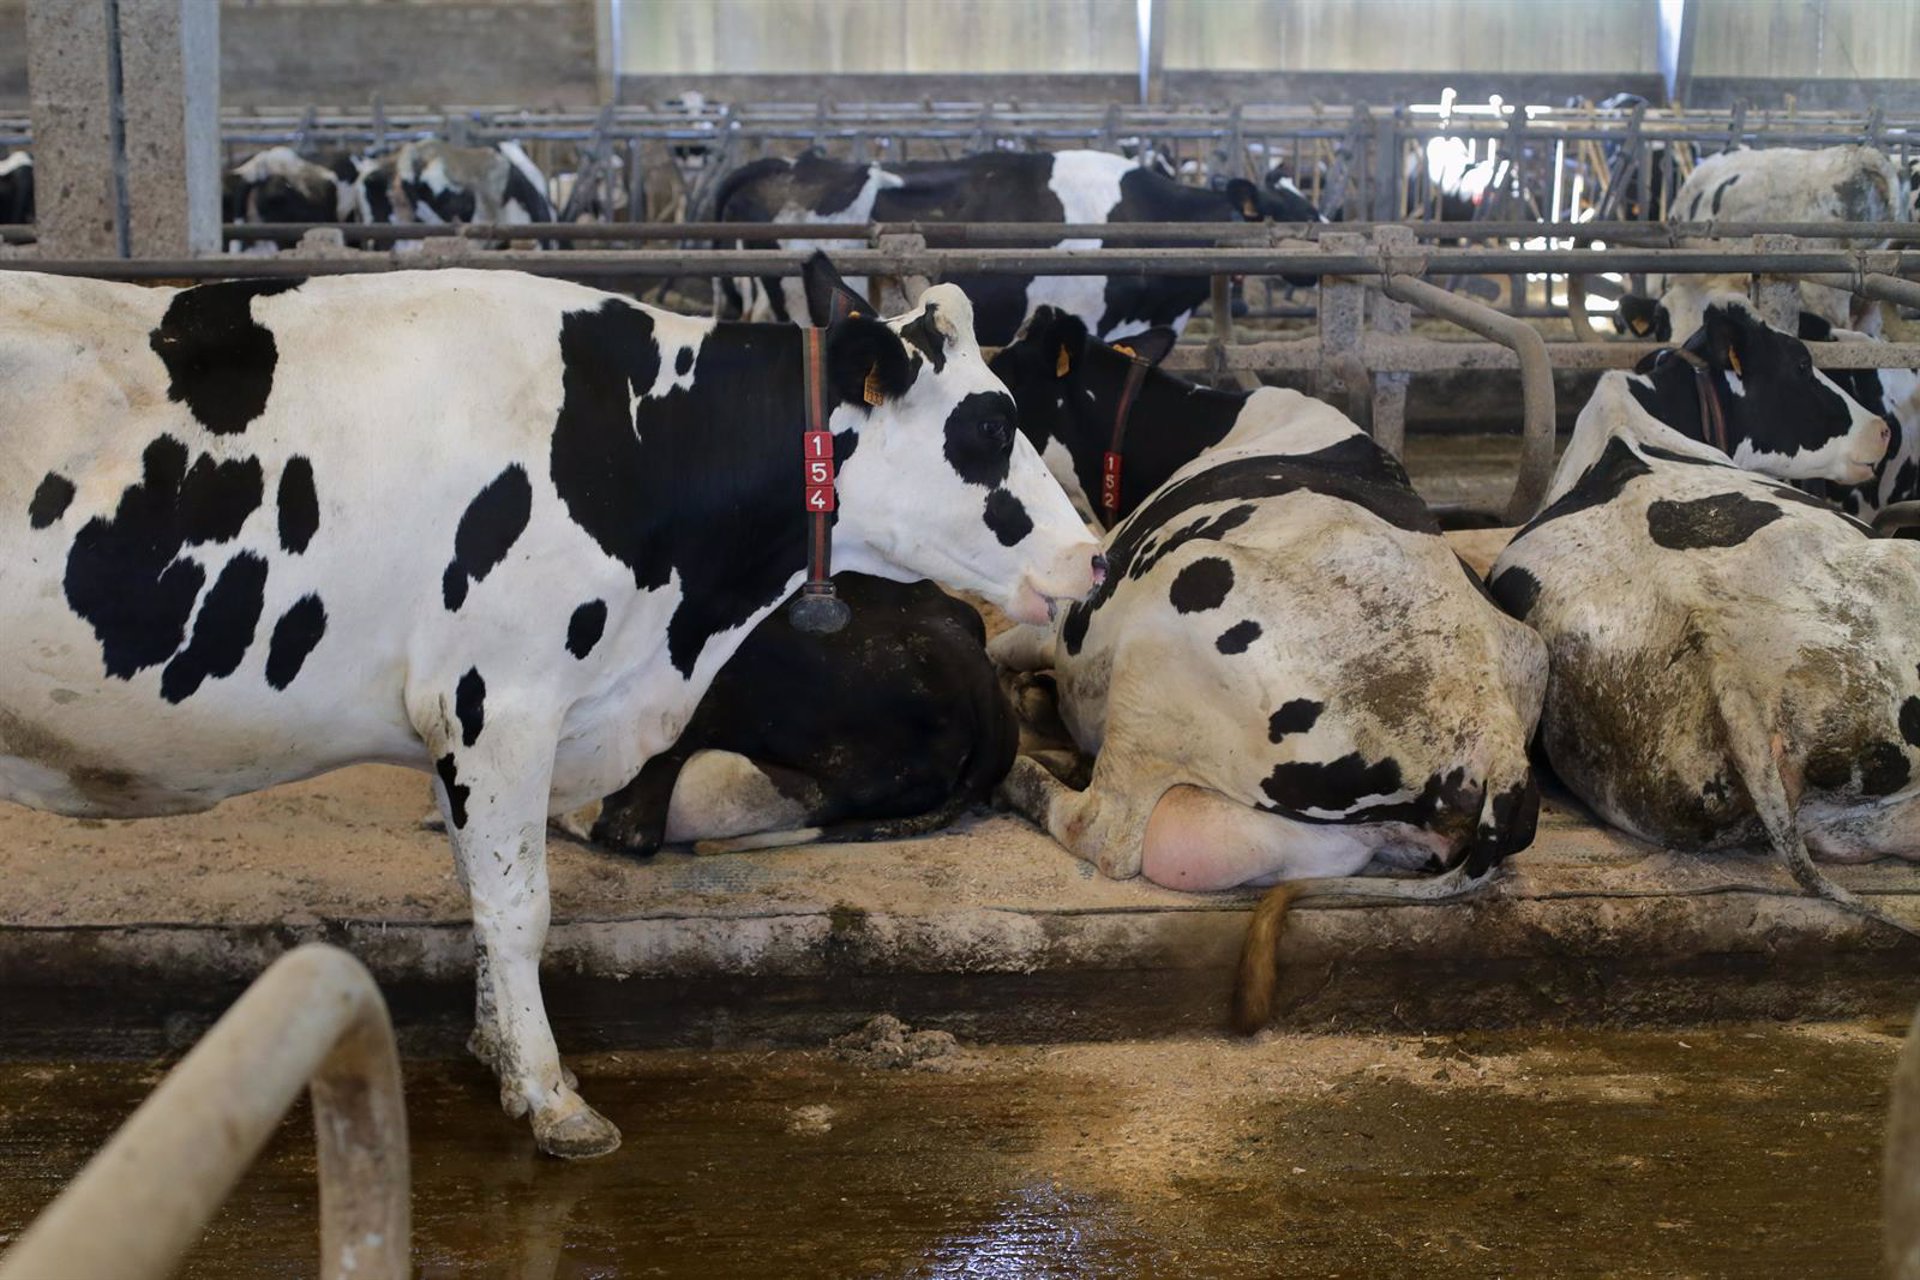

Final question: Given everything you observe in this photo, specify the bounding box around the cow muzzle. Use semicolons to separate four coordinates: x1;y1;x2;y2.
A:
1006;547;1105;625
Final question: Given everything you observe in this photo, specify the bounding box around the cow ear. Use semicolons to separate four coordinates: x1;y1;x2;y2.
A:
1697;304;1749;377
1027;306;1089;379
826;314;916;409
1223;178;1263;220
1796;311;1836;342
803;251;871;328
1615;294;1666;339
1112;327;1178;369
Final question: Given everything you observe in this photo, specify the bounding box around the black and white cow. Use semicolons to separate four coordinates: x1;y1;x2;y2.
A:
0;257;1100;1157
1619;145;1901;341
0;151;32;225
1490;358;1919;935
365;140;554;227
224;147;354;226
589;573;1016;855
989;374;1547;1031
715;148;1322;345
1620;298;1891;485
1793;313;1920;523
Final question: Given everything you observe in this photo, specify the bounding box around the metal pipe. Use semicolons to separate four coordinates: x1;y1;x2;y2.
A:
8;246;1919;280
0;945;410;1280
1377;273;1557;521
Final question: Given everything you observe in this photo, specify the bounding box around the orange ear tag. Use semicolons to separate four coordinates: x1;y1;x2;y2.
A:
1728;348;1743;376
1630;318;1649;335
863;366;886;406
1112;343;1138;360
1056;348;1071;377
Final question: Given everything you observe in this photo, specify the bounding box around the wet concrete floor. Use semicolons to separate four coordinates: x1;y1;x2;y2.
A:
0;1020;1903;1278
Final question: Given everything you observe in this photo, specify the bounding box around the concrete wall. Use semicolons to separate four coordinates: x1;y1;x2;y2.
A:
1693;0;1920;81
0;0;598;111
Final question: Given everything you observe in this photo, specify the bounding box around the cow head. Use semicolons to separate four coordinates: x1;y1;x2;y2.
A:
1629;299;1890;484
1223;164;1325;225
803;256;1103;624
1615;293;1670;341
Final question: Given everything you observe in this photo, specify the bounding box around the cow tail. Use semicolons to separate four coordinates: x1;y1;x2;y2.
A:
1231;882;1306;1035
1713;668;1920;938
691;791;977;856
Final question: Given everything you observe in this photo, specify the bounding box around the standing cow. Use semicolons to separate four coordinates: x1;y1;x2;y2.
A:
1491;301;1918;935
991;328;1546;1030
0;257;1101;1157
715;148;1322;345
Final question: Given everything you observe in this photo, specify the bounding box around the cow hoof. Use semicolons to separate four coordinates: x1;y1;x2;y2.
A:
533;1100;622;1159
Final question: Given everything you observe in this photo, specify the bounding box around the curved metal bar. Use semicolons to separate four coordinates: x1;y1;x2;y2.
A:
0;945;410;1280
1378;273;1557;522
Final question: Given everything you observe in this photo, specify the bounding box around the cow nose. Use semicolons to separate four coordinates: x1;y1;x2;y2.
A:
1879;417;1894;449
1090;553;1109;587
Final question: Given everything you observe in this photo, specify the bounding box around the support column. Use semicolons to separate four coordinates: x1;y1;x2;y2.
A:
25;0;219;259
119;0;220;257
25;0;119;256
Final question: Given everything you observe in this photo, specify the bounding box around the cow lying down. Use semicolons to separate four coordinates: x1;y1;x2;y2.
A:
990;376;1547;1032
1491;346;1920;935
0;259;1100;1156
588;573;1017;855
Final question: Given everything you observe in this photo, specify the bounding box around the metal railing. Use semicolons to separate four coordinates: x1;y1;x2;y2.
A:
0;945;410;1280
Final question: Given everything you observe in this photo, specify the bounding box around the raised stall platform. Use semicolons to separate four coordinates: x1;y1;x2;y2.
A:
3;763;1915;1058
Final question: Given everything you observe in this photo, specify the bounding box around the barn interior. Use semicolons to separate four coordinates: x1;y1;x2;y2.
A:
3;2;1920;1277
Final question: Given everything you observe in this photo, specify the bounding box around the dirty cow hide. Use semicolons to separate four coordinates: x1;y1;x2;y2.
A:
715;147;1321;345
991;385;1546;1031
1492;372;1920;935
0;260;1098;1158
1620;144;1900;341
590;574;1017;855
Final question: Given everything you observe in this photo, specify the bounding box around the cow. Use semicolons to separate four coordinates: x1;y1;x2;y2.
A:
223;147;353;226
988;348;1547;1034
1490;322;1920;938
714;147;1323;345
371;140;555;227
588;573;1016;856
0;151;32;226
0;255;1102;1157
1619;145;1901;341
1793;313;1920;523
1618;296;1891;486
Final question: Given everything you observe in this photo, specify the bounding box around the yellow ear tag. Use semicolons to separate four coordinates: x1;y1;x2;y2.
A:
1630;317;1649;335
1056;348;1071;377
1112;343;1138;360
863;366;885;406
1242;198;1259;218
1728;348;1743;376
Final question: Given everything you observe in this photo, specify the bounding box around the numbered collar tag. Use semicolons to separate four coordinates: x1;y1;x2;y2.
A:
803;428;837;513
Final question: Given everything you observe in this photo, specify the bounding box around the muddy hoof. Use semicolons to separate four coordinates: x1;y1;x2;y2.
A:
534;1103;622;1159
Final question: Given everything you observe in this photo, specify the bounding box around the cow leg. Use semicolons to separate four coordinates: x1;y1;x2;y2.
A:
660;749;819;843
427;712;620;1159
1806;795;1920;864
590;752;685;856
998;751;1164;879
1140;785;1377;891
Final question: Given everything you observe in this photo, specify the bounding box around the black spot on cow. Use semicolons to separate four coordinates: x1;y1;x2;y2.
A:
435;754;470;829
898;303;948;373
1517;438;1654;537
1465;775;1540;876
1216;620;1261;654
1901;696;1920;749
1860;741;1912;797
549;300;868;677
442;464;532;611
1646;492;1784;550
264;594;327;690
29;473;74;529
982;488;1033;547
567;599;607;659
159;552;268;703
675;347;693;376
1169;556;1233;613
1490;566;1542;620
456;668;486;747
1709;172;1741;215
1263;752;1403;817
1268;698;1324;741
63;436;265;680
277;456;319;553
148;279;302;435
943;391;1019;489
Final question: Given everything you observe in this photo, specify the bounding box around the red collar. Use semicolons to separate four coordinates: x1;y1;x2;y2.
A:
1099;343;1156;524
1656;347;1732;456
789;325;850;633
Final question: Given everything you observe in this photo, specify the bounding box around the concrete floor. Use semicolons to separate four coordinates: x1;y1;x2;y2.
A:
0;1022;1903;1278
